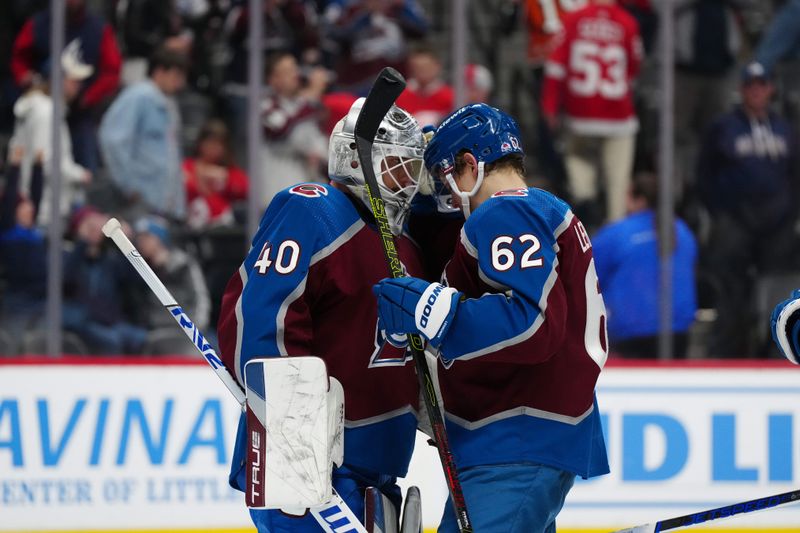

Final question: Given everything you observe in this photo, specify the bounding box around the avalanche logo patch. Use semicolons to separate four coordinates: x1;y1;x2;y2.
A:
290;184;328;198
500;142;512;153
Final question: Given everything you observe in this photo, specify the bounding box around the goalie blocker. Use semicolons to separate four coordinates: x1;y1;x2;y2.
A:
244;356;422;533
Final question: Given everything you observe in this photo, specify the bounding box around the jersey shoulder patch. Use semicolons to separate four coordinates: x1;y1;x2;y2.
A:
260;183;362;253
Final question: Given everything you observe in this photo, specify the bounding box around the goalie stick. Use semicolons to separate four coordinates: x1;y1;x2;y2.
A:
102;218;368;533
354;67;473;533
611;488;800;532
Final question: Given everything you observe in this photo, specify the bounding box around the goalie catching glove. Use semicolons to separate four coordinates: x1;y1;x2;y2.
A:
373;277;461;348
771;289;800;365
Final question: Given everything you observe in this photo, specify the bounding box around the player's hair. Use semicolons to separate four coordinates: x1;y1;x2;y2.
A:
148;47;189;76
453;150;525;178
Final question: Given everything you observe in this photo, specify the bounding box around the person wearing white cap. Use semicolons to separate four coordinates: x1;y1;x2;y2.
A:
9;39;93;225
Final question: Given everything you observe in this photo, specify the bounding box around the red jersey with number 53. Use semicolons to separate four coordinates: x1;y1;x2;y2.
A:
541;2;643;136
436;187;609;478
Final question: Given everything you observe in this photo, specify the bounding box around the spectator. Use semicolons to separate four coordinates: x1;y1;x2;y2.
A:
0;0;47;151
395;44;453;125
541;0;644;228
133;216;211;331
113;0;191;85
260;52;327;205
11;0;122;173
464;63;494;104
326;0;428;95
183;119;248;230
673;0;744;194
523;0;584;203
222;0;320;159
99;47;188;222
755;0;800;73
9;41;93;224
593;172;698;359
62;207;147;354
321;90;359;136
697;61;798;357
0;147;46;349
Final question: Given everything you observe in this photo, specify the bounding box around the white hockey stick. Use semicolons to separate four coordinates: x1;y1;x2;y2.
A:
102;217;368;533
102;217;246;405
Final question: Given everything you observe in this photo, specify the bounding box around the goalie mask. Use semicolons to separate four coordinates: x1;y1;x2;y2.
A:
329;98;427;235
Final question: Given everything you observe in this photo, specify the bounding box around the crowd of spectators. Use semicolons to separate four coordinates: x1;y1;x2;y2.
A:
0;0;798;360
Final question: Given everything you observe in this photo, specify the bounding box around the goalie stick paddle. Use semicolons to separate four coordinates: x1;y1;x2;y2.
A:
103;218;368;533
611;488;800;532
354;67;473;533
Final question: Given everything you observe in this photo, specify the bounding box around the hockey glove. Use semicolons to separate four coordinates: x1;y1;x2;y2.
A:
373;277;460;348
771;289;800;364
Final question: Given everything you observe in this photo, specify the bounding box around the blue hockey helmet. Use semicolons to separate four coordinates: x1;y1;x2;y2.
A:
423;104;523;217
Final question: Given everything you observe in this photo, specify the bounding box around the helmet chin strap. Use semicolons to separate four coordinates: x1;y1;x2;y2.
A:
444;161;485;219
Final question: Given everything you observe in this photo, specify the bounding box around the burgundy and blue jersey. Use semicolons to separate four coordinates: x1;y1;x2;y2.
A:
217;183;423;489
438;187;610;479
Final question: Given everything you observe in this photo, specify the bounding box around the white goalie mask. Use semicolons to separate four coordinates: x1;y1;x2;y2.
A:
329;98;428;235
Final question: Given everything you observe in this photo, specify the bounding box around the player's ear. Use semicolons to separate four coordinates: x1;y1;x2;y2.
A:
463;152;479;178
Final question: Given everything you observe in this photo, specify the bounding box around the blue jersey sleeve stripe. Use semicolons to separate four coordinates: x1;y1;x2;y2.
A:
446;402;595;430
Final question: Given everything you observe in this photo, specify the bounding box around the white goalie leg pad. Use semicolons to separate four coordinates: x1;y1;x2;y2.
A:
244;356;344;510
400;486;422;533
365;487;399;533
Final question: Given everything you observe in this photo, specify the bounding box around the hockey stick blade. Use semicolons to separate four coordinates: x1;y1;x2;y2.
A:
611;488;800;532
353;68;473;533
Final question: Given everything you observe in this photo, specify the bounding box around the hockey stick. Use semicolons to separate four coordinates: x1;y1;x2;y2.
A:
611;488;800;532
354;67;473;533
102;218;246;406
102;218;368;533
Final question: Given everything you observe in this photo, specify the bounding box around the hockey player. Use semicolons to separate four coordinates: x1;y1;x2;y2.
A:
373;103;610;532
216;99;428;531
541;0;643;226
771;290;800;364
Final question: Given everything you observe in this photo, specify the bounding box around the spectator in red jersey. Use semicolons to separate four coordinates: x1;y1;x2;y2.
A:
183;119;249;230
321;91;359;136
395;44;453;126
541;0;643;228
464;63;494;104
523;0;587;203
11;0;121;174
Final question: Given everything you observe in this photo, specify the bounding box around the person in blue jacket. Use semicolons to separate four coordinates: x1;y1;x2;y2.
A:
592;172;698;358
